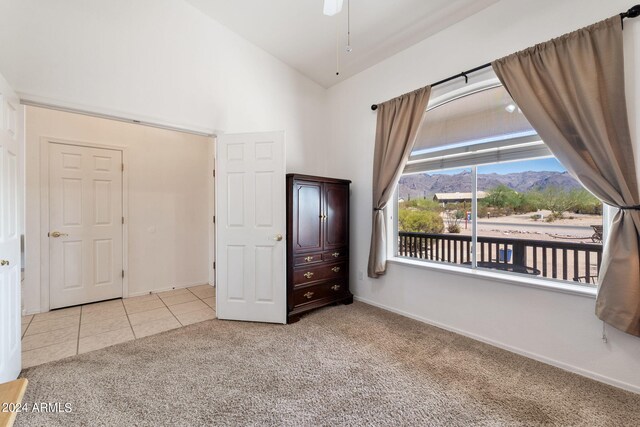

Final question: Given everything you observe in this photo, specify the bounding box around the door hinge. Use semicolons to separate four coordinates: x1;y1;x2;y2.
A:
213;262;216;269
213;215;215;223
121;163;124;172
122;217;125;224
122;270;125;278
212;169;216;178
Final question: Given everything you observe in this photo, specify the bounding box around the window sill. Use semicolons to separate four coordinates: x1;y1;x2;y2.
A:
387;257;598;299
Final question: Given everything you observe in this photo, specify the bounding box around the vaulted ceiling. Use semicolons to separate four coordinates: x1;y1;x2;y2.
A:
185;0;500;87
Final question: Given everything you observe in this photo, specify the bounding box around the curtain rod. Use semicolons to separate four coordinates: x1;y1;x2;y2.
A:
370;4;640;111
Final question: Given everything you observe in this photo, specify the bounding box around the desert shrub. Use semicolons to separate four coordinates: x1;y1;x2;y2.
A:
398;210;444;233
476;204;489;218
447;224;461;233
399;198;443;212
571;189;602;215
443;209;464;233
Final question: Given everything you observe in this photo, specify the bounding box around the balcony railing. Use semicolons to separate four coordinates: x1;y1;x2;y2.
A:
398;231;602;284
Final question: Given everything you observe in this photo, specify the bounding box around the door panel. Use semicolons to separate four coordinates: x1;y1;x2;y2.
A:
49;143;123;309
216;131;286;323
0;75;22;383
293;181;323;253
324;183;349;250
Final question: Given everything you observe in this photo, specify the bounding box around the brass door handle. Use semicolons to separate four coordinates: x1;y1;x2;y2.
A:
331;284;341;291
49;231;68;238
304;256;313;262
332;266;341;273
332;252;340;258
274;234;283;241
303;272;314;279
304;291;314;299
0;260;9;266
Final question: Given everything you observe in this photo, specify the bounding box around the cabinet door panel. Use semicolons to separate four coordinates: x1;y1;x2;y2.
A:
292;180;323;253
324;183;349;250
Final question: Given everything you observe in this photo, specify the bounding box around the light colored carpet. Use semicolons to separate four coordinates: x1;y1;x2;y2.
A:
17;301;640;426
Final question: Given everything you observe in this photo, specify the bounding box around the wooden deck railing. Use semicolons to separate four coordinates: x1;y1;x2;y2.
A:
398;232;603;284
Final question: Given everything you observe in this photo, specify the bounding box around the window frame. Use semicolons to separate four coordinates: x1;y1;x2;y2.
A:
389;78;609;295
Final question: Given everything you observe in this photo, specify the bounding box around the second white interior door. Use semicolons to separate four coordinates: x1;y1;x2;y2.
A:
49;142;123;309
216;131;286;324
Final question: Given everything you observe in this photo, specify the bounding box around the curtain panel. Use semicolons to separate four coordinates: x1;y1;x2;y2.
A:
492;17;640;336
368;87;431;277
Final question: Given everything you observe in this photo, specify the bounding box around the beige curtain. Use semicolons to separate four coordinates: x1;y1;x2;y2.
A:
492;17;640;336
368;87;431;277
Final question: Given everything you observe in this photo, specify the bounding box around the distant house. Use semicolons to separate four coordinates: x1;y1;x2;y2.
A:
433;191;487;206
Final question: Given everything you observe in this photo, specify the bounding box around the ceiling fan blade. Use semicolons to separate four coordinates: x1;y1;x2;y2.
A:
323;0;344;16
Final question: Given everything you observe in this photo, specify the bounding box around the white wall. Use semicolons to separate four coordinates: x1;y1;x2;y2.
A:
326;0;640;392
0;0;328;175
23;106;211;314
0;0;330;314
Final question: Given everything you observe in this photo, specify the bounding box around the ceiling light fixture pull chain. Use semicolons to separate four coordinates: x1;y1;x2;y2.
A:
346;0;352;53
336;18;340;75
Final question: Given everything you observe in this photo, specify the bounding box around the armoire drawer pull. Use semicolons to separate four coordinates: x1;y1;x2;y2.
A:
304;291;314;299
331;266;341;273
303;272;314;279
304;256;313;262
331;284;341;291
332;252;340;258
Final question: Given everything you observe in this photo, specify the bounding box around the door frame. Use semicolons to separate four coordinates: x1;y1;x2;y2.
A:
39;137;129;312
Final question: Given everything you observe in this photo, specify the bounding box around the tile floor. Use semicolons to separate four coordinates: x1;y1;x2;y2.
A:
21;284;216;369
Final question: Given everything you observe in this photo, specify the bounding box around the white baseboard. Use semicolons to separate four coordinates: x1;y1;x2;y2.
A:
353;295;640;395
127;282;210;298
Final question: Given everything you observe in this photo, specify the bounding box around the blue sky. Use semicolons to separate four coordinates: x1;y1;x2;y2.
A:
429;158;567;176
479;157;567;174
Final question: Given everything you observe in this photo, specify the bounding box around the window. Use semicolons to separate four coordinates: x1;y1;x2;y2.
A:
395;80;603;286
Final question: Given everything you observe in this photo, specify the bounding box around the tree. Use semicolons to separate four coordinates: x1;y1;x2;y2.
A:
484;185;520;209
542;186;577;219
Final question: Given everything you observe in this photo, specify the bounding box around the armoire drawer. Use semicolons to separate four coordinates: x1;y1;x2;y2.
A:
322;248;348;262
294;261;347;285
293;281;348;307
294;252;323;266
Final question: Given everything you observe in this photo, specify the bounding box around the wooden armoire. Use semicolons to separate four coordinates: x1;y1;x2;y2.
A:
286;174;353;322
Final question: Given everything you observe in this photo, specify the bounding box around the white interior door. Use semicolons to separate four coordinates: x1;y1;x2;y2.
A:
49;143;123;309
0;75;22;382
216;131;286;323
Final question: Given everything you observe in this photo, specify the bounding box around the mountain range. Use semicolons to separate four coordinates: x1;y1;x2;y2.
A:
398;170;581;200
